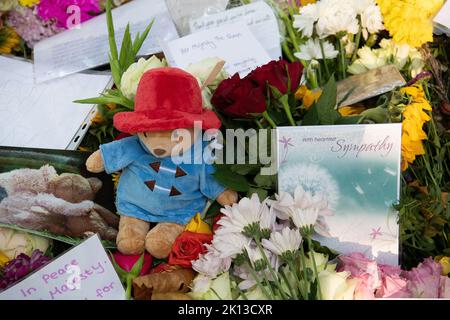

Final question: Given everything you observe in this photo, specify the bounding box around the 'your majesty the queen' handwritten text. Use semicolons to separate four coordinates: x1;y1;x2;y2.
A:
330;136;394;159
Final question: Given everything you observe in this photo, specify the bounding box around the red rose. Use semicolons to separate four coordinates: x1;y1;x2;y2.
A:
211;74;267;118
212;214;225;233
168;231;213;268
249;59;303;96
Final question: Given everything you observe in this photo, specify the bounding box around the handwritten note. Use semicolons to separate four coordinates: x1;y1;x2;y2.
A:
33;0;179;83
189;1;281;60
0;56;112;150
164;22;271;77
0;235;124;300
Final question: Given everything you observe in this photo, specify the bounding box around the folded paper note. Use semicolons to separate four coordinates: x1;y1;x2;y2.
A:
33;0;179;83
163;22;271;77
0;235;125;300
336;65;406;108
276;124;402;265
189;1;282;60
0;56;112;150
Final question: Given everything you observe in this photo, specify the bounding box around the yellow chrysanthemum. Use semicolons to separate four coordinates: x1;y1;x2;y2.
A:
18;0;40;7
376;0;444;48
91;103;117;125
0;27;20;55
399;84;432;171
295;85;322;109
338;104;367;116
435;256;450;276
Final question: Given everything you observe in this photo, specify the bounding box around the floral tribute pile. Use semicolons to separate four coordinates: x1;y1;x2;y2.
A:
0;0;449;300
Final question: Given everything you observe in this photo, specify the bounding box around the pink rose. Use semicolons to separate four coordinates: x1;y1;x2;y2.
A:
338;253;380;298
402;258;442;298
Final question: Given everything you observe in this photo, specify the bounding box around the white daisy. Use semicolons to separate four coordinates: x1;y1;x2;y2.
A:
293;3;320;38
294;38;338;61
262;227;302;256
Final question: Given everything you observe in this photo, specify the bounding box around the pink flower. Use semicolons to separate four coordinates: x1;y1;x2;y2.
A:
6;7;62;48
337;252;380;299
37;0;101;29
402;257;443;298
439;276;450;298
375;263;411;298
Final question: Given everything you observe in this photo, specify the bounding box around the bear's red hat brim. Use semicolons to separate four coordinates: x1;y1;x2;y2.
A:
113;108;222;133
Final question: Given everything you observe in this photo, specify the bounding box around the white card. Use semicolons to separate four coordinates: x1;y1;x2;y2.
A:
0;56;111;150
33;0;179;83
0;235;125;300
434;1;450;35
189;1;282;61
163;22;271;77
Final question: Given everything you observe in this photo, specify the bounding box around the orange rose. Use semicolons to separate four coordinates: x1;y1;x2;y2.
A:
168;231;213;268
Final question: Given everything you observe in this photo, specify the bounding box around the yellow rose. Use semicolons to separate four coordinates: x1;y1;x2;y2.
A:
0;227;51;260
185;213;212;234
318;270;358;300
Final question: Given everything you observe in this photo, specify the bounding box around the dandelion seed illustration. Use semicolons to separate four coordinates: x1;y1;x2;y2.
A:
279;163;339;210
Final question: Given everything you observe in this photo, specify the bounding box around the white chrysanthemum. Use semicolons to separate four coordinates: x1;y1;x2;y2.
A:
218;193;265;234
291;207;319;229
211;231;251;259
315;0;359;38
192;245;231;278
293;3;320;38
353;0;384;39
294;38;338;61
262;227;302;256
279;163;339;210
260;200;276;231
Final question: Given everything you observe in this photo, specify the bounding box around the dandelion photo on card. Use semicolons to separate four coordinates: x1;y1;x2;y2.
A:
277;124;402;265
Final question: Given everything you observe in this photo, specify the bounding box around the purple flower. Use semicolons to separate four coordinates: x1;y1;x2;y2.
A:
37;0;101;29
0;250;51;292
6;7;62;48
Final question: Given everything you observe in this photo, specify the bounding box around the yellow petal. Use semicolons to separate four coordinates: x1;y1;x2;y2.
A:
0;251;10;267
185;213;212;234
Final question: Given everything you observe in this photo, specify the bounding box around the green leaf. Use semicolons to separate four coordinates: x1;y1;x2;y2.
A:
130;253;145;277
213;165;250;192
106;0;118;62
119;24;135;73
133;19;154;55
302;75;340;125
110;55;122;89
254;174;276;188
335;115;363;125
247;187;268;200
230;164;261;176
109;251;127;281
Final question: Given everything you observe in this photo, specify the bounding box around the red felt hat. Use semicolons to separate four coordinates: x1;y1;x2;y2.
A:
113;67;222;133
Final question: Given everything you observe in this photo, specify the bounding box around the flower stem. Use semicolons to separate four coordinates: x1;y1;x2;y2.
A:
279;267;298;299
280;96;296;126
351;26;362;63
282;41;296;62
255;238;289;300
262;111;277;128
319;40;330;80
338;39;347;80
246;261;275;300
299;244;310;300
125;277;133;300
307;237;323;300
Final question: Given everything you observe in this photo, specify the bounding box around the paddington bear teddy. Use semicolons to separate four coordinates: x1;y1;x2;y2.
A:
86;67;237;259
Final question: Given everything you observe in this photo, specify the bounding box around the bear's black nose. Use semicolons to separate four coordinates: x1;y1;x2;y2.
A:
152;148;166;156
